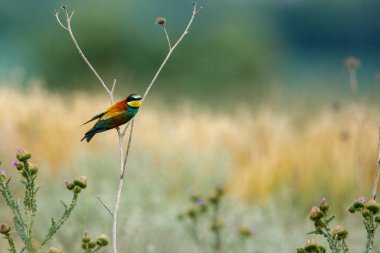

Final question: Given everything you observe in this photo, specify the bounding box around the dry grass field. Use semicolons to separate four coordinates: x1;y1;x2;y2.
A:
0;83;379;252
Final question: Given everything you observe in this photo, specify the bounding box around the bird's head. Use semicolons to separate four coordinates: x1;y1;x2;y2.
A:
126;94;143;108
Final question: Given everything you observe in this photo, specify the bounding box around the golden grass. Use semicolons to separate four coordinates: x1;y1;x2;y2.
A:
0;85;378;205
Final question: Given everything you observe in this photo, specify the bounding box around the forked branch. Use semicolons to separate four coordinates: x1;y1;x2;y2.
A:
55;4;201;253
55;6;114;104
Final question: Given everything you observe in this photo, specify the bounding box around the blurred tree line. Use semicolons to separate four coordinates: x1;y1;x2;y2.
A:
1;0;380;105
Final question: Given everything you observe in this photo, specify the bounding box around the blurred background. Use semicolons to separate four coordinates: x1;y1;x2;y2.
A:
1;0;380;252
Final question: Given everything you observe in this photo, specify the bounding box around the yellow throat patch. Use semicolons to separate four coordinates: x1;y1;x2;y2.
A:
127;100;141;108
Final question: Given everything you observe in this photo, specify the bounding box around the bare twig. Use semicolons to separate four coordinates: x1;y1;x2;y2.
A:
143;3;202;101
55;7;113;104
97;195;113;217
112;120;133;253
163;26;172;50
121;120;134;179
371;128;380;199
56;4;201;253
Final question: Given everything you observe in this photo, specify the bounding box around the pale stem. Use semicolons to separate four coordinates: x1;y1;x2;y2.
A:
163;26;172;50
55;8;114;104
56;4;201;253
97;195;113;217
371;128;380;199
142;3;201;102
112;121;133;253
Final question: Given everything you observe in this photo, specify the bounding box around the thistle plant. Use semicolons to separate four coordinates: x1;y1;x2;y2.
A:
80;232;109;253
348;197;380;253
178;185;254;253
305;198;349;253
297;196;380;253
0;149;87;252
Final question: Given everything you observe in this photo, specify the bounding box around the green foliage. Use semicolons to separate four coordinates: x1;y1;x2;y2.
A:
348;198;380;253
80;232;109;253
298;197;380;253
178;185;254;253
0;150;91;252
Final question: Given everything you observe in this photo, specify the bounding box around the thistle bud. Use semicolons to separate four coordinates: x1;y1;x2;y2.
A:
210;219;224;232
66;182;75;190
88;241;97;249
16;148;31;162
155;17;166;26
362;209;370;218
29;163;38;175
16;162;24;171
366;199;380;214
208;193;219;205
74;176;87;189
319;197;329;213
0;223;11;235
74;186;82;193
82;236;91;243
332;225;348;240
304;239;317;252
348;206;356;214
353;201;365;210
309;207;323;221
196;197;208;213
0;170;5;180
215;184;224;197
238;226;254;238
187;208;197;219
48;247;61;253
317;245;327;253
96;234;109;246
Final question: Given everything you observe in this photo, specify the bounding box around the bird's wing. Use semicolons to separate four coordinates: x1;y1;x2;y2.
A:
81;99;126;125
99;100;127;120
81;111;108;125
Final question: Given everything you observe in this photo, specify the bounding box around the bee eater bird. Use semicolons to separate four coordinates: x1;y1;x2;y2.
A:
81;94;143;142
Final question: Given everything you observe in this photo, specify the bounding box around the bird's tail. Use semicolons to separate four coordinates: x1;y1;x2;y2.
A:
81;133;96;143
81;127;107;143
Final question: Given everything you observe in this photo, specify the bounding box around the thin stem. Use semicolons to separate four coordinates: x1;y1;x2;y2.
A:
23;161;37;252
55;8;113;104
121;122;131;138
92;246;103;253
39;192;79;249
142;3;201;101
112;121;133;253
97;195;113;217
371;128;380;200
112;131;124;253
212;201;221;253
121;120;134;179
4;233;17;253
163;26;172;50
